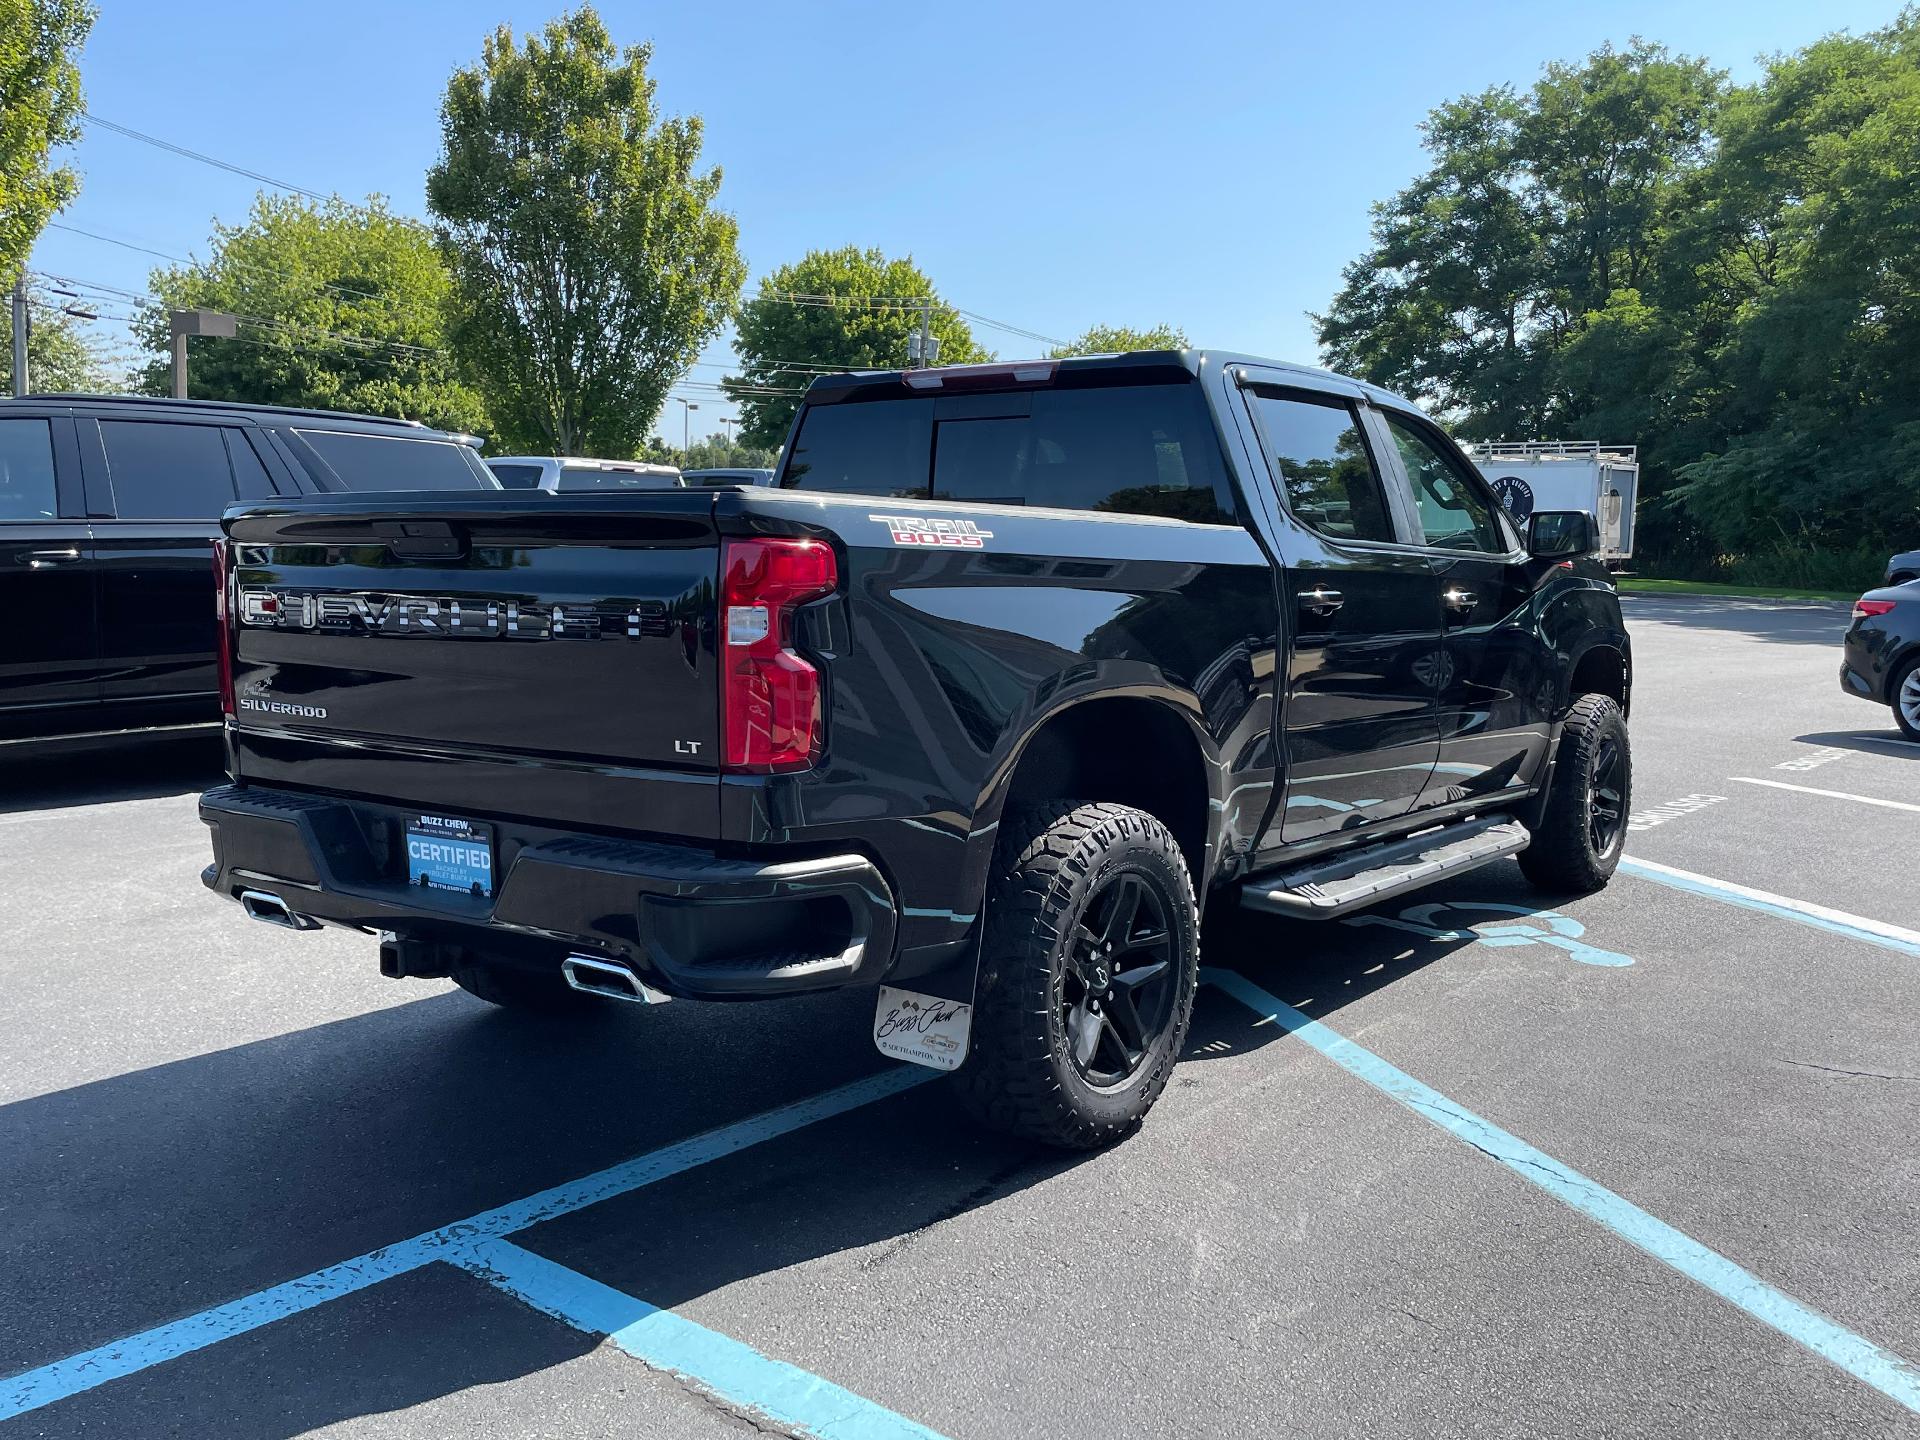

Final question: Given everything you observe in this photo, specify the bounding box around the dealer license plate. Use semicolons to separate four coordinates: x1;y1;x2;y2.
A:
406;814;494;897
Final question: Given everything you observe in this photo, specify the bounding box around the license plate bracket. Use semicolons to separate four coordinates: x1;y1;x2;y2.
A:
405;814;494;898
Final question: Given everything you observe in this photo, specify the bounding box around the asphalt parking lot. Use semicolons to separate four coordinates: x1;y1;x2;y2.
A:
3;594;1917;1439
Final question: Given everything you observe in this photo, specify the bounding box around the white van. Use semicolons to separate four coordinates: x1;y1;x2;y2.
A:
1462;442;1639;565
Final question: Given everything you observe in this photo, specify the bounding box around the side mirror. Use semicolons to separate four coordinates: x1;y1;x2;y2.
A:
1529;510;1597;559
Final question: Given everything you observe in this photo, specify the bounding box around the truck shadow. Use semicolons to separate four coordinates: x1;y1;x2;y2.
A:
1792;728;1920;759
2;876;1557;1437
0;733;223;815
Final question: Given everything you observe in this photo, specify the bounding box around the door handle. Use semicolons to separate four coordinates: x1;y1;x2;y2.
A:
1298;586;1344;617
1443;587;1477;614
19;548;81;569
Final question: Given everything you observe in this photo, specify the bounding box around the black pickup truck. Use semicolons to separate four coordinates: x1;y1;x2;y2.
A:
200;351;1632;1148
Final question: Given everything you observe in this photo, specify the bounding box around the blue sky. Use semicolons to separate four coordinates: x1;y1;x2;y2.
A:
30;0;1903;438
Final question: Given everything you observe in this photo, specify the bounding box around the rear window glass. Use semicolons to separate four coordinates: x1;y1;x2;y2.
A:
489;463;546;489
295;430;491;491
782;382;1236;523
0;418;58;519
1246;390;1396;544
100;420;236;519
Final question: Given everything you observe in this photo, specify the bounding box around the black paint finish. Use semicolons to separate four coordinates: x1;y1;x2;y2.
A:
202;352;1632;997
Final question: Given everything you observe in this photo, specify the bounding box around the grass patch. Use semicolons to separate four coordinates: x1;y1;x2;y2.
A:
1616;577;1857;602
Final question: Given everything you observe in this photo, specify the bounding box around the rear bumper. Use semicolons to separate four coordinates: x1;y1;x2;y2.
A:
1840;627;1897;705
199;784;898;998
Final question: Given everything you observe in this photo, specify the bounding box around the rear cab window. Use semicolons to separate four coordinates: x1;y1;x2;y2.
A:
488;463;547;490
1242;389;1396;544
293;429;494;491
780;378;1238;524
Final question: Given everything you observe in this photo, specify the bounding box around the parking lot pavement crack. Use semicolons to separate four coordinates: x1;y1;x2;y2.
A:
857;1155;1039;1272
1781;1059;1920;1083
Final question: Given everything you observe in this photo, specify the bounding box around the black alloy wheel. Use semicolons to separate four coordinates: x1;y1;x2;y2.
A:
1062;872;1178;1087
1587;731;1627;857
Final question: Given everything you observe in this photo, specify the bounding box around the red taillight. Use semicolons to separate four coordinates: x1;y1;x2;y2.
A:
720;538;837;772
1853;598;1897;620
212;538;235;717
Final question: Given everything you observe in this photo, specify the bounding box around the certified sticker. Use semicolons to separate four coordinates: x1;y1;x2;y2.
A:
873;985;973;1071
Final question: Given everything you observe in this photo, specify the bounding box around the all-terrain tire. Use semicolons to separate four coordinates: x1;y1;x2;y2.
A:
1518;693;1632;894
952;801;1199;1150
449;953;604;1016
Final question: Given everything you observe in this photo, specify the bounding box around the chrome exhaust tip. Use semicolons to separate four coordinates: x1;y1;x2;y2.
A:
238;889;321;932
561;954;668;1005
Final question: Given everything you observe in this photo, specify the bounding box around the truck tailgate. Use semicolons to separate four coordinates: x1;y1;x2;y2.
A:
225;494;720;774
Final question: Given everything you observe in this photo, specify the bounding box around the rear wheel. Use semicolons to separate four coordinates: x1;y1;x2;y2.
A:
449;952;604;1016
1893;655;1920;741
1519;694;1631;894
953;801;1198;1150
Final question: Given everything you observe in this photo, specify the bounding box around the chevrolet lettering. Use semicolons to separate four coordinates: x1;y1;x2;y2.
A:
237;589;672;640
202;349;1632;1153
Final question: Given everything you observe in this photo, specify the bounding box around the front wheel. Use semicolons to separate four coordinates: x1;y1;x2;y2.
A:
1519;694;1632;894
1892;655;1920;741
953;801;1199;1150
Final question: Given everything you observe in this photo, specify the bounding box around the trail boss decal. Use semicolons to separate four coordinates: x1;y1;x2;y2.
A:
870;515;994;549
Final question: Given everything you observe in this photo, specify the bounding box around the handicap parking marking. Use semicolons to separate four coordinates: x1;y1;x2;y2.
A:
1620;856;1920;959
1204;968;1920;1415
1728;776;1920;814
0;1066;938;1424
451;1237;948;1440
1344;901;1635;967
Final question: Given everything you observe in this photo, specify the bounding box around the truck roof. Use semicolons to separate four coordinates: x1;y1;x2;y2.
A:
798;348;1420;414
2;391;474;437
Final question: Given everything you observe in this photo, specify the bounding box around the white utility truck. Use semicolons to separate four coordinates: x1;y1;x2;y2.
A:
1462;442;1639;567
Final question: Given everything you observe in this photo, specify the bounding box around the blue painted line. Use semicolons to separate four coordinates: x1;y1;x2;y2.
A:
453;1237;949;1440
1202;967;1920;1414
0;1066;936;1422
1619;856;1920;959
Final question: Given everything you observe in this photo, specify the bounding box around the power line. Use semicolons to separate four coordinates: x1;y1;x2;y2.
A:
46;221;398;305
83;113;340;205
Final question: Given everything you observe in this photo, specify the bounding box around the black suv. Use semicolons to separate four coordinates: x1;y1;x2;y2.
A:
0;395;496;748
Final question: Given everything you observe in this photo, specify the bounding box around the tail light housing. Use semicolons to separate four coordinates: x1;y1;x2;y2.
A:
1853;598;1897;620
720;538;837;772
212;538;236;717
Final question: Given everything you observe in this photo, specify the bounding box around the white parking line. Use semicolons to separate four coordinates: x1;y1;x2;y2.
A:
1727;777;1920;814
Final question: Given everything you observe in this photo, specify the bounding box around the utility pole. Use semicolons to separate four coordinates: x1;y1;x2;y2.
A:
10;275;27;397
906;299;940;370
168;307;239;399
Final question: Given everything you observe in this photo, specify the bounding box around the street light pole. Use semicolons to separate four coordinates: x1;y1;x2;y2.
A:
169;307;239;399
674;398;699;454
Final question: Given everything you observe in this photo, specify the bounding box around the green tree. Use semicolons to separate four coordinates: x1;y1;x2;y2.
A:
133;194;484;430
1047;322;1188;358
2;282;108;392
428;6;744;457
0;0;93;283
726;246;988;449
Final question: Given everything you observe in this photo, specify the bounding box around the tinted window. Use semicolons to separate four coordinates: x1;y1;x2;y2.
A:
783;383;1235;523
296;430;491;491
782;398;930;499
99;421;236;519
1386;413;1508;553
225;429;277;499
1248;391;1394;543
489;463;546;489
0;419;58;520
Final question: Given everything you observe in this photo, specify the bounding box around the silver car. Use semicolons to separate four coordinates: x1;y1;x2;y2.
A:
487;456;685;493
